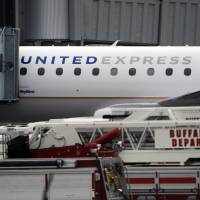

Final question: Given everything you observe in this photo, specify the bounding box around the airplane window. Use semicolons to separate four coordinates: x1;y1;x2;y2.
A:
147;68;154;76
38;67;45;76
92;68;99;76
111;68;118;76
56;68;63;76
129;68;136;76
74;68;81;76
184;68;191;76
20;67;27;75
166;68;173;76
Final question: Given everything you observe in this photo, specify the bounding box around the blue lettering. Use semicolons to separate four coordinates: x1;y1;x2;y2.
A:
51;56;56;64
86;56;97;64
21;55;98;65
73;56;82;64
36;56;47;64
60;56;69;64
21;56;32;64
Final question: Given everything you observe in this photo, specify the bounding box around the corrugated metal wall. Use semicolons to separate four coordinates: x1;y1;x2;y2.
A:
18;0;200;45
69;0;160;44
19;0;69;40
160;0;200;45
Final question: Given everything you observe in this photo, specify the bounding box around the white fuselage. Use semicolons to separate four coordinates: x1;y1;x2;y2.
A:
0;46;199;123
19;46;199;98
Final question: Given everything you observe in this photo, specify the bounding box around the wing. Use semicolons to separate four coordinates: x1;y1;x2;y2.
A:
159;91;200;107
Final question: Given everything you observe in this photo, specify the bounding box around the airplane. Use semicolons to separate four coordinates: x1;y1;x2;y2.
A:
0;45;200;123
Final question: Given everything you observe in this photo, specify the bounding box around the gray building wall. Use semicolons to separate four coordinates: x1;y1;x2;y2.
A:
69;0;160;44
160;0;200;45
17;0;200;45
19;0;69;40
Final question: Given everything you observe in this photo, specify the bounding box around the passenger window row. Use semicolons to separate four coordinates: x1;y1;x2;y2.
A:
20;67;192;76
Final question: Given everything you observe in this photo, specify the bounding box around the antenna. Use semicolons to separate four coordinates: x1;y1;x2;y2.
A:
112;40;120;46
